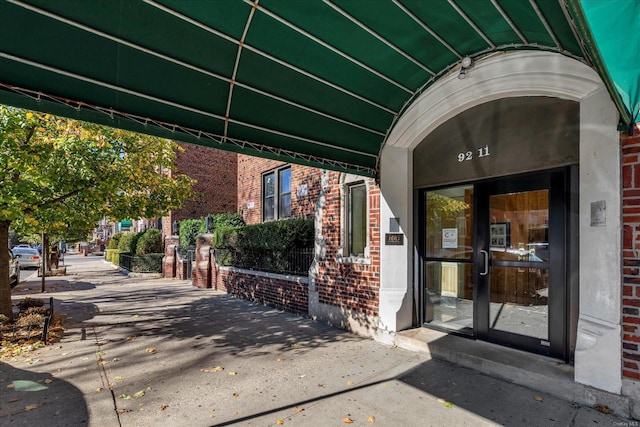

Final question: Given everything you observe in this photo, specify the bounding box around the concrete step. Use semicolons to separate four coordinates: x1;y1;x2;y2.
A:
394;327;631;418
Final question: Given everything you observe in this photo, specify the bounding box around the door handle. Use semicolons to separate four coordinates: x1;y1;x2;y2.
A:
480;250;489;276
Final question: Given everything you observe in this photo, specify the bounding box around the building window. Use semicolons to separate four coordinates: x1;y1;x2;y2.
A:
348;183;367;256
262;166;291;221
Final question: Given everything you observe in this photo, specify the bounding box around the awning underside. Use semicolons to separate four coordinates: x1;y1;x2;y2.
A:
0;0;636;176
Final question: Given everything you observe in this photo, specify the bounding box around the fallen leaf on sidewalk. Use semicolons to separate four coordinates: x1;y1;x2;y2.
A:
201;366;224;373
160;403;169;410
117;408;132;414
276;420;284;425
232;392;239;398
347;381;353;386
96;388;103;393
367;416;376;423
44;379;53;384
146;347;156;354
229;371;237;376
293;407;304;413
134;390;145;398
114;376;123;382
118;393;131;400
126;336;135;341
533;396;544;402
25;403;41;411
342;417;353;424
594;404;613;414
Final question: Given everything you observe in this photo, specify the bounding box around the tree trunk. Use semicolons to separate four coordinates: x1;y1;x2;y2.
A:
0;220;13;322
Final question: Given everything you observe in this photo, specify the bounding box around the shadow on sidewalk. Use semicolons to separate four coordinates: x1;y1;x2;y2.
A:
0;361;88;426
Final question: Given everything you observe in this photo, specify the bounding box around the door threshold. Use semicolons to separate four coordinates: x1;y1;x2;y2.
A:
394;327;629;417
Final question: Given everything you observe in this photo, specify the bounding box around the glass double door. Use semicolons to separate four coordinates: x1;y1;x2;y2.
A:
421;171;567;359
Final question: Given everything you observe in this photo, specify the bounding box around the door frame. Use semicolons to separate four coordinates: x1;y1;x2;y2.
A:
418;168;570;360
474;169;568;360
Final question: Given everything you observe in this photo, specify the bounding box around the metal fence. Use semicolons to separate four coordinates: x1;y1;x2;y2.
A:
213;247;314;276
118;253;163;273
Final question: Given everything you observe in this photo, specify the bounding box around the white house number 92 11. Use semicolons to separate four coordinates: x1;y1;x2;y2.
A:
458;145;490;162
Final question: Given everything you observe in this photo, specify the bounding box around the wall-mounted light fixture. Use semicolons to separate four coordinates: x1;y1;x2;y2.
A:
458;56;473;80
172;220;179;235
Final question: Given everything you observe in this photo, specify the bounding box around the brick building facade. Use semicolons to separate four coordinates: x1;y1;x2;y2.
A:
237;154;321;225
622;124;640;381
162;142;238;236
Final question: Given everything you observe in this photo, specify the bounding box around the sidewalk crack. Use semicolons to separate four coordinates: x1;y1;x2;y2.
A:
91;326;123;427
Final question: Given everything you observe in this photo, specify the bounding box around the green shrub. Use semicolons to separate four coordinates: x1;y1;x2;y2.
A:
213;212;245;229
105;248;121;262
117;233;134;253
136;229;163;255
178;213;246;248
117;231;144;254
213;218;313;251
179;218;205;248
108;232;123;250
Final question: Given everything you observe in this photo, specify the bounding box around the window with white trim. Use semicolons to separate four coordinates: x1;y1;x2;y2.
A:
348;183;367;256
262;166;291;221
339;174;370;262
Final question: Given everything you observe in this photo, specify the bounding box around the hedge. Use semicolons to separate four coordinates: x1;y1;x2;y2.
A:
179;213;245;248
212;218;313;251
136;229;163;255
108;232;122;250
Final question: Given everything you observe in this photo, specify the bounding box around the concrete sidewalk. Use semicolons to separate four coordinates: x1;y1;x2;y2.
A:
1;254;636;426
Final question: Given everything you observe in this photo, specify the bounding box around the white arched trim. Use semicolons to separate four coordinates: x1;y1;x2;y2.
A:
379;50;622;394
386;51;602;150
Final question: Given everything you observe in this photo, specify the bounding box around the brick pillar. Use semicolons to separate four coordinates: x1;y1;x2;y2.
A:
193;234;212;288
622;124;640;380
163;235;179;278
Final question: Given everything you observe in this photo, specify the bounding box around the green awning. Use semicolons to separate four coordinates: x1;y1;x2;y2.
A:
0;1;635;176
567;0;640;127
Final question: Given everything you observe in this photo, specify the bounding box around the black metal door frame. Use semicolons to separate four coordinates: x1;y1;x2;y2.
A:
418;169;570;361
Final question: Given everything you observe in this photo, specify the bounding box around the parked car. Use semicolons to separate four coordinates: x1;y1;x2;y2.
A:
9;251;20;288
12;247;41;269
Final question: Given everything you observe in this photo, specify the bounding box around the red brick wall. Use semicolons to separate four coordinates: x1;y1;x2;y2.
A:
218;269;309;315
237;155;321;225
190;245;309;314
162;143;238;236
622;124;640;380
314;172;381;317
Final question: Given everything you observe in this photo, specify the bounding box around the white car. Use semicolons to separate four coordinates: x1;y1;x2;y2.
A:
12;247;41;269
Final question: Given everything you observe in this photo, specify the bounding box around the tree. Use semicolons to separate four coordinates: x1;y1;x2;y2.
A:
0;106;194;320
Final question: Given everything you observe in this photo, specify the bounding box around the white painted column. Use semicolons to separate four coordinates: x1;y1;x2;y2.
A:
378;145;414;335
574;86;622;393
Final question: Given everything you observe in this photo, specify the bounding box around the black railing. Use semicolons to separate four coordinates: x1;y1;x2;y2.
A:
118;253;163;273
213;247;314;276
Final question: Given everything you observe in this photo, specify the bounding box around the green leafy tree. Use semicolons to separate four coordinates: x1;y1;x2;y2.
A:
0;107;194;320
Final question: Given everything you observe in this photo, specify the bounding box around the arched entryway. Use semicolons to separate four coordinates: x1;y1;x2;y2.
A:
378;51;621;393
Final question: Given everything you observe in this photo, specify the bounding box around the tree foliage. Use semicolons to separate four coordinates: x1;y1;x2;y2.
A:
0;106;195;320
